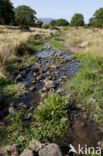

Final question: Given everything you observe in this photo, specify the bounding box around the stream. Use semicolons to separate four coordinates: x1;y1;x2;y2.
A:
1;44;103;155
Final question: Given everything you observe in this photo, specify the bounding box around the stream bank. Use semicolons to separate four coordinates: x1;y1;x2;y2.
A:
0;35;103;155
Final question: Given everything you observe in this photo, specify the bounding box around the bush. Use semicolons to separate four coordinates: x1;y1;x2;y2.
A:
42;23;49;29
50;19;69;27
70;13;84;26
35;21;43;28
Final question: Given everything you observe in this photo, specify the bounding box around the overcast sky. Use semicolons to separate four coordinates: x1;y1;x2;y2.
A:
11;0;103;22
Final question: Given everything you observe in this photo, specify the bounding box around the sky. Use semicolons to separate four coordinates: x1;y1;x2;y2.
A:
11;0;103;23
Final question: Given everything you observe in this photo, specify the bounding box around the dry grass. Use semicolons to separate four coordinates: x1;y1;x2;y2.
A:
64;27;103;57
0;25;57;78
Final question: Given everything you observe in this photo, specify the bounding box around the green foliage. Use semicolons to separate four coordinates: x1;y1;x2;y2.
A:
16;37;44;55
34;94;67;122
89;8;103;27
0;94;69;152
42;23;49;29
50;19;69;27
15;5;36;28
66;52;103;125
70;13;84;26
49;39;62;49
35;20;43;28
2;83;26;104
0;0;15;24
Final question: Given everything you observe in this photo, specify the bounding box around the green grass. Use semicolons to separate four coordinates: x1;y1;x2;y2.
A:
16;37;44;56
49;39;62;49
66;51;103;125
2;83;27;105
0;94;69;153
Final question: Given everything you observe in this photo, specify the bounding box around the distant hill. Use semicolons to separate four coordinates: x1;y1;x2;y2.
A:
38;18;55;23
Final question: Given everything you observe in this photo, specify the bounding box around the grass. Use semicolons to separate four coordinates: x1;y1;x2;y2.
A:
2;82;27;105
0;94;69;153
49;39;62;49
0;26;57;78
63;27;103;126
67;52;103;125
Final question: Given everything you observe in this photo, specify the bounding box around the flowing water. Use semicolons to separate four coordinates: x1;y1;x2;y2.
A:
1;45;103;155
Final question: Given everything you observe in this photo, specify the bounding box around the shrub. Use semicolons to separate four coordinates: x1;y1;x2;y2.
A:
70;13;84;26
50;19;69;27
35;21;43;28
42;23;49;29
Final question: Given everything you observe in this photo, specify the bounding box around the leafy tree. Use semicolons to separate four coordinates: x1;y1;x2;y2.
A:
0;0;15;24
56;19;69;26
90;8;103;27
35;20;43;28
89;17;95;26
15;5;37;29
70;13;84;26
50;20;57;26
42;23;49;29
50;19;69;27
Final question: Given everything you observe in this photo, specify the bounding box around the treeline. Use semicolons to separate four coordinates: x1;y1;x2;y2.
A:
1;0;103;28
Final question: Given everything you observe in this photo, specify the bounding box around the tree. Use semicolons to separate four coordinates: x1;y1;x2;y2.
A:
50;20;57;26
35;20;43;28
89;17;95;26
90;8;103;27
0;0;15;24
56;19;69;26
50;19;69;27
15;5;37;29
70;13;84;26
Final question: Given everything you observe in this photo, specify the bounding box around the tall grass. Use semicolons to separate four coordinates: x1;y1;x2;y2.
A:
0;26;57;78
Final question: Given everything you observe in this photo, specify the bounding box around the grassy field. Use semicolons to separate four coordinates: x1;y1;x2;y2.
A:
0;25;57;78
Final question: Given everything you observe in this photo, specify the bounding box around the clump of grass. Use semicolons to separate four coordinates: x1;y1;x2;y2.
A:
49;39;62;49
0;94;69;153
2;83;27;105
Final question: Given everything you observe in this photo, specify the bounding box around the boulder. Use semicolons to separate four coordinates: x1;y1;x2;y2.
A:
9;107;17;116
23;113;32;120
17;90;25;97
29;86;36;91
44;80;55;90
0;144;19;156
79;41;88;48
18;135;25;143
20;149;34;156
38;143;63;156
30;140;43;152
18;82;26;89
88;97;96;104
